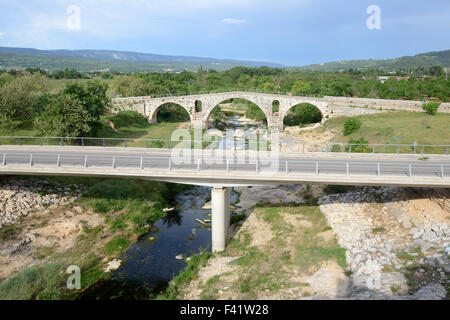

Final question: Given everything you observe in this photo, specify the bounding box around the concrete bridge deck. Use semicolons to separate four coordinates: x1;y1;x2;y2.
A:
1;146;449;251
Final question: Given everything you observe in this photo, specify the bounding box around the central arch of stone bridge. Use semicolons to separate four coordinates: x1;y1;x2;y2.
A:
112;92;329;132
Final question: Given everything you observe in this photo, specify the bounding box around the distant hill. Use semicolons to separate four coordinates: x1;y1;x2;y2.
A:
0;47;283;72
291;50;450;72
1;46;449;73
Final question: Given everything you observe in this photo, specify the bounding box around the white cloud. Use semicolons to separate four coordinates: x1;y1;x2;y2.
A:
221;18;248;25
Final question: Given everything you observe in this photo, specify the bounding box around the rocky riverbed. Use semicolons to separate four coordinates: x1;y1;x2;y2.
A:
183;185;449;300
318;186;449;299
0;177;86;228
0;177;120;288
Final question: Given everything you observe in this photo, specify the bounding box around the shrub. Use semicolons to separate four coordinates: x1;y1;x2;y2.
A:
422;102;441;115
246;104;267;122
283;104;322;126
109;111;149;128
346;137;370;153
331;144;342;152
157;103;190;122
230;213;247;225
343;117;361;136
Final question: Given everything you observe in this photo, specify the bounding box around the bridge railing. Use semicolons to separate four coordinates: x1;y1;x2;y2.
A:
1;152;449;179
0;136;449;156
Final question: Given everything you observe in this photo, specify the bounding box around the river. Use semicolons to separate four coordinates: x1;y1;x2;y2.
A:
77;112;251;300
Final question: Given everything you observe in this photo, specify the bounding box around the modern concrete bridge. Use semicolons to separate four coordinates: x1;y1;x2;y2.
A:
1;145;449;251
112;91;450;132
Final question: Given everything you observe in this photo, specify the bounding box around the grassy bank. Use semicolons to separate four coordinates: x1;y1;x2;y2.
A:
157;202;347;300
325;112;450;147
0;111;181;145
0;175;188;300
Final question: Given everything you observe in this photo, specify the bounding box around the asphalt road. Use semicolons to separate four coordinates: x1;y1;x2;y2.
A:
1;149;449;179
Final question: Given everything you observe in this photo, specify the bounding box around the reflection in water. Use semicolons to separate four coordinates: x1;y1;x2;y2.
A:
161;210;183;228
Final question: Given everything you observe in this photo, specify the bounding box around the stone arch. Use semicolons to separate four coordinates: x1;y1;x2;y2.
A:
201;96;272;128
149;102;193;123
281;102;325;128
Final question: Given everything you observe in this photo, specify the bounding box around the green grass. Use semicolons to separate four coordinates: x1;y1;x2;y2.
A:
326;112;450;153
0;261;66;300
201;205;346;299
0;249;108;300
199;275;222;299
82;178;175;234
0;110;182;149
226;230;252;253
396;250;416;262
104;237;130;255
155;251;213;300
96;113;181;146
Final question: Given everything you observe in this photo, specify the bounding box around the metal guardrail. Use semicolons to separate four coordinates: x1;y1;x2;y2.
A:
1;152;449;179
0;136;449;155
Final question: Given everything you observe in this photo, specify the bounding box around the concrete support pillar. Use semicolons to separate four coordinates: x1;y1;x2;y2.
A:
211;187;231;252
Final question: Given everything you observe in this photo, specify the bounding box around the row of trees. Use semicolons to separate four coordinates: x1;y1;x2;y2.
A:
107;66;449;102
1;65;448;101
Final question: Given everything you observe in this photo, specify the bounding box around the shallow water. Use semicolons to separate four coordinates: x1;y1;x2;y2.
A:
77;186;238;300
215;114;264;150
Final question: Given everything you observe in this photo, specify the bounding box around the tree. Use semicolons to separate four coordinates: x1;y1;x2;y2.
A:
210;106;225;121
245;104;267;122
291;80;311;96
263;82;275;92
34;94;93;137
0;73;47;124
429;66;444;78
63;80;110;121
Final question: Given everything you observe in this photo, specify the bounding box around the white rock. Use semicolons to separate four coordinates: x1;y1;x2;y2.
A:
104;259;121;273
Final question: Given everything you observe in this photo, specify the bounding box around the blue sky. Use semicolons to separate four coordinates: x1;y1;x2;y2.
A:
0;0;449;66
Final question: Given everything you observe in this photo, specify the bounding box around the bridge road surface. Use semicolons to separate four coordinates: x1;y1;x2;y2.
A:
1;146;449;252
0;147;449;188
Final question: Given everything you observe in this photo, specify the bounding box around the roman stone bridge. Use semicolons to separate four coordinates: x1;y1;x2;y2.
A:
112;91;450;131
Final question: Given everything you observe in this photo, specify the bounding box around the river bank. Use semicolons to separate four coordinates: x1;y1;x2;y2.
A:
0;175;181;299
169;184;449;300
